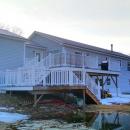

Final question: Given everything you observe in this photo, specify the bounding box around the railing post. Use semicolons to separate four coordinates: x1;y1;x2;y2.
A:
64;52;67;66
69;70;73;86
17;68;21;86
82;53;85;68
97;84;101;100
82;70;86;85
5;70;9;86
31;68;35;86
49;53;52;67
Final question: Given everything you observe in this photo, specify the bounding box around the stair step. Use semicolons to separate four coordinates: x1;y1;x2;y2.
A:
85;88;100;105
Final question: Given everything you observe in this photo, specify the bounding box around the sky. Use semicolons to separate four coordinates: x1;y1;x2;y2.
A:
0;0;130;55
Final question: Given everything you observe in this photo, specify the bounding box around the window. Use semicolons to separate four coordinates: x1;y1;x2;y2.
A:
127;62;130;71
75;52;82;55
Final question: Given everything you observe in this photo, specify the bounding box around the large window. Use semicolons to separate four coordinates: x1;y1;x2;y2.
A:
127;62;130;71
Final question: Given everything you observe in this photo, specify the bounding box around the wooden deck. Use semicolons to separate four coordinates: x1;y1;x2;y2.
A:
32;85;100;106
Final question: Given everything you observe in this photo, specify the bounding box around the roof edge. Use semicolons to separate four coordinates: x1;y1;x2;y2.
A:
29;31;130;60
0;33;27;42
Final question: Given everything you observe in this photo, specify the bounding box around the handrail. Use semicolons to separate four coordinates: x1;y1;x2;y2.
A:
24;57;38;67
0;68;101;100
85;73;101;100
73;73;83;85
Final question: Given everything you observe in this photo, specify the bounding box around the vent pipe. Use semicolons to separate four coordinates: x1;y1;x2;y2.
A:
111;44;113;52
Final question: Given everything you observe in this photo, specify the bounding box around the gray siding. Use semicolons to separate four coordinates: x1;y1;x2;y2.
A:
64;46;130;93
0;37;24;70
30;34;62;52
119;60;130;93
25;46;45;59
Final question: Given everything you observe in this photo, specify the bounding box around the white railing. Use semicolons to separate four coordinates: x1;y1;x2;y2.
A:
85;73;101;100
0;69;85;87
0;71;6;86
24;54;51;69
24;52;85;68
36;54;51;68
45;70;84;86
24;57;38;67
0;70;17;86
24;52;121;73
51;52;84;67
0;68;50;87
0;68;101;100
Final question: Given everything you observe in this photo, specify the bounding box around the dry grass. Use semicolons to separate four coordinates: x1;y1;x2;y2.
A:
85;104;130;113
0;123;9;130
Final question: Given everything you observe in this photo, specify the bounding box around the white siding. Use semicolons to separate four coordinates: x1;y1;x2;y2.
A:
64;46;130;93
0;37;24;70
119;60;130;93
30;34;62;52
25;46;45;59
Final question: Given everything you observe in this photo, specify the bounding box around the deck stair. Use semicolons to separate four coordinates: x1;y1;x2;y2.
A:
24;54;50;69
72;71;101;104
85;87;100;104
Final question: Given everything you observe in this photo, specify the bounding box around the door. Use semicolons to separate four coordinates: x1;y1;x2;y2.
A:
35;52;41;62
35;50;43;62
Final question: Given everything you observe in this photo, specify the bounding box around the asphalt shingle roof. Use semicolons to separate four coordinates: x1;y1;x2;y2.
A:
30;31;130;60
0;29;25;40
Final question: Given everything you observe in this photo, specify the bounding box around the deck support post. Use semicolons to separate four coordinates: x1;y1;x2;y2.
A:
101;76;104;98
115;76;118;97
9;91;12;96
83;89;86;109
111;75;119;97
33;94;44;107
83;71;86;85
34;94;37;106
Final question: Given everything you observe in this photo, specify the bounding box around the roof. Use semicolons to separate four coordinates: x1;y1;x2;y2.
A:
30;31;130;60
0;29;26;41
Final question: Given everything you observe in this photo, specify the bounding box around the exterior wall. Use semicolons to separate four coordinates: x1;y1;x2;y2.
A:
25;46;45;59
0;36;24;70
64;46;121;70
64;46;130;94
64;46;99;69
119;60;130;93
30;34;62;53
91;76;117;96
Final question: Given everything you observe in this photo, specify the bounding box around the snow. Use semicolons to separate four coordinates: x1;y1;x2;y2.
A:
0;107;14;111
0;112;28;123
101;94;130;105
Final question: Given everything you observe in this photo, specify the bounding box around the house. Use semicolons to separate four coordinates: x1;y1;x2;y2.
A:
0;29;130;105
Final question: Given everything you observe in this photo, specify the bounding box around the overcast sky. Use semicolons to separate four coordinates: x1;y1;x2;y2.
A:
0;0;130;54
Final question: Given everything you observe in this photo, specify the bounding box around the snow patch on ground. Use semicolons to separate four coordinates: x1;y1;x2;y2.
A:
0;112;28;123
101;94;130;105
0;107;14;111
